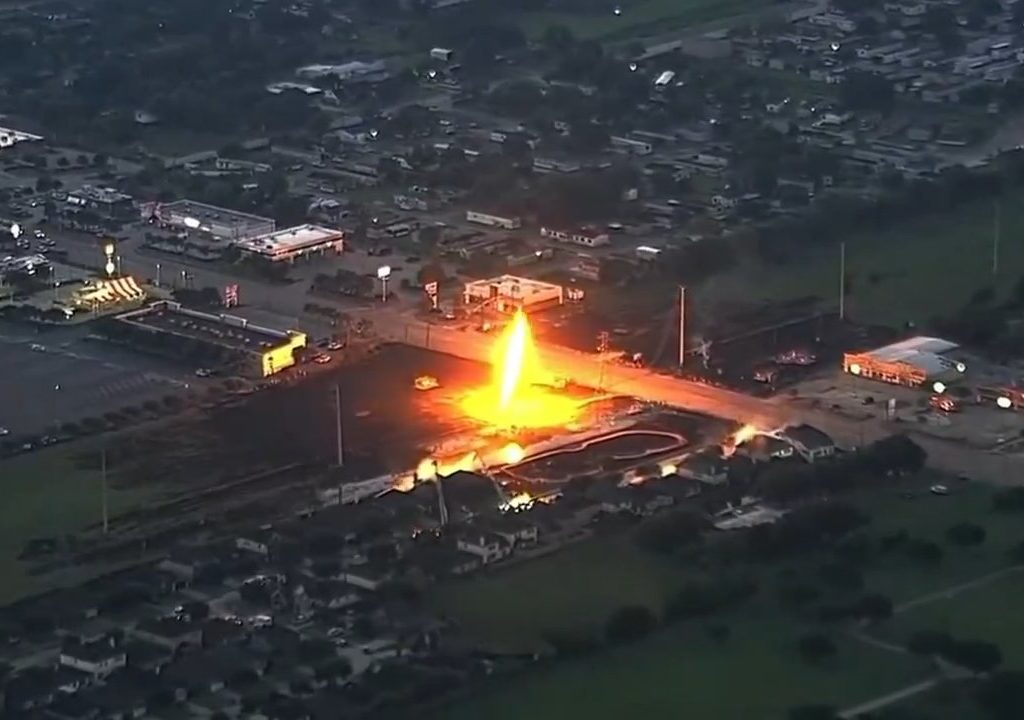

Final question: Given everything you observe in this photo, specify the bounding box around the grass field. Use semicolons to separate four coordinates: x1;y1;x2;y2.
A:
431;477;1022;719
846;480;1024;603
884;572;1024;670
0;448;154;605
515;0;768;41
711;188;1024;328
430;535;688;651
438;599;930;720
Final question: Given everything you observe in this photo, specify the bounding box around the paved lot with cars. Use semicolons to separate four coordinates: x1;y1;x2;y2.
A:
0;334;185;440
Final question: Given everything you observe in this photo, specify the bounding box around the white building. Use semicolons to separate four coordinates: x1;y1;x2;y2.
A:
0;126;43;149
456;533;512;564
234;224;344;263
540;225;610;247
59;638;126;678
463;274;564;313
466;210;521;229
143;199;276;241
610;136;653;156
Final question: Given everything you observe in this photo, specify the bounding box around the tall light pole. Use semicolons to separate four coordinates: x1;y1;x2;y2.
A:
155;262;162;287
838;241;846;322
992;198;1000;277
377;265;391;303
342;383;350;467
100;448;109;535
52;383;61;429
103;241;116;277
678;286;686;367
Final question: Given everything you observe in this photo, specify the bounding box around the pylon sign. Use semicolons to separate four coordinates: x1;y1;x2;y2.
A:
224;283;239;308
424;281;439;310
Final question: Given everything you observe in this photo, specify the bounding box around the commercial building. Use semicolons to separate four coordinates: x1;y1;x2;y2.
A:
463;274;564;313
540;225;609;248
116;301;307;377
0;126;43;149
843;336;964;388
65;185;135;220
142;200;276;242
465;210;521;230
234;224;344;263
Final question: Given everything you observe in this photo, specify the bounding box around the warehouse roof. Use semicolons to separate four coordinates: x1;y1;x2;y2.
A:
856;336;960;376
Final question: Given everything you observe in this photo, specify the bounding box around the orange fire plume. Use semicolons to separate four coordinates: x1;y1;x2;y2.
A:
462;309;579;429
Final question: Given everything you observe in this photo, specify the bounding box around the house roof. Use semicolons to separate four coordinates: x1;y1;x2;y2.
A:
781;424;834;450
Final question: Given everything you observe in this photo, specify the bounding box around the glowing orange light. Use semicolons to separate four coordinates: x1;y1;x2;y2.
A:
499;442;525;465
723;423;760;457
461;309;580;429
503;492;533;510
733;424;759;446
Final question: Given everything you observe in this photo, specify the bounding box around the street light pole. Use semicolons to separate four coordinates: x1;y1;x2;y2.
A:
155;262;162;287
838;241;846;322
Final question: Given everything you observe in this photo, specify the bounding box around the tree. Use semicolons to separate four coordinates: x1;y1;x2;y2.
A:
605;605;656;644
788;705;838;720
907;630;953;657
977;671;1024;720
634;510;707;555
945;640;1002;674
854;594;893;623
992;488;1024;513
946;522;987;547
706;623;731;643
56;156;70;168
798;633;837;664
840;71;895;114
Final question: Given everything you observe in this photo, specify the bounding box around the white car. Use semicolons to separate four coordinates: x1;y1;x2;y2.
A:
33;229;45;239
0;427;9;436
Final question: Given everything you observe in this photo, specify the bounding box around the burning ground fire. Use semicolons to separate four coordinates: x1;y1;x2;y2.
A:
461;309;581;429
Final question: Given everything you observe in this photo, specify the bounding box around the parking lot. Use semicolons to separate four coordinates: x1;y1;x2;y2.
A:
0;335;185;439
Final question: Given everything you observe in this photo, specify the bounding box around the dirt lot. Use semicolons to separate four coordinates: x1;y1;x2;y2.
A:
94;344;502;491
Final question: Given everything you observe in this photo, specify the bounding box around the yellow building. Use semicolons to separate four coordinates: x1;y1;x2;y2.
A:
116;301;307;378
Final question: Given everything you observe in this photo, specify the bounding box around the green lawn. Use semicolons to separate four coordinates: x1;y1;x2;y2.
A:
516;0;767;41
431;477;1023;720
848;479;1024;603
712;189;1024;328
0;448;154;604
438;603;930;720
430;534;688;651
882;572;1024;671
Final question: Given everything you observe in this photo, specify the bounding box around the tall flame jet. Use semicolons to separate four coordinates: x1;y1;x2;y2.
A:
462;309;579;428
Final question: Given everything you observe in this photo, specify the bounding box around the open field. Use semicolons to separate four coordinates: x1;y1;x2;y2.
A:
0;448;155;604
883;572;1024;670
431;475;1022;719
849;479;1024;603
514;0;768;41
430;535;687;651
710;188;1024;328
436;600;930;720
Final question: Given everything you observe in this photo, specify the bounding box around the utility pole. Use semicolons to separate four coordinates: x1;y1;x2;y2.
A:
993;198;1001;277
100;448;109;535
597;330;610;391
334;383;344;468
838;241;846;321
678;286;686;366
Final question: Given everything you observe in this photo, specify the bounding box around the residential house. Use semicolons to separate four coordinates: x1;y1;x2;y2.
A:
59;635;127;678
454;532;512;565
781;424;836;462
132;616;203;650
677;451;729;485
